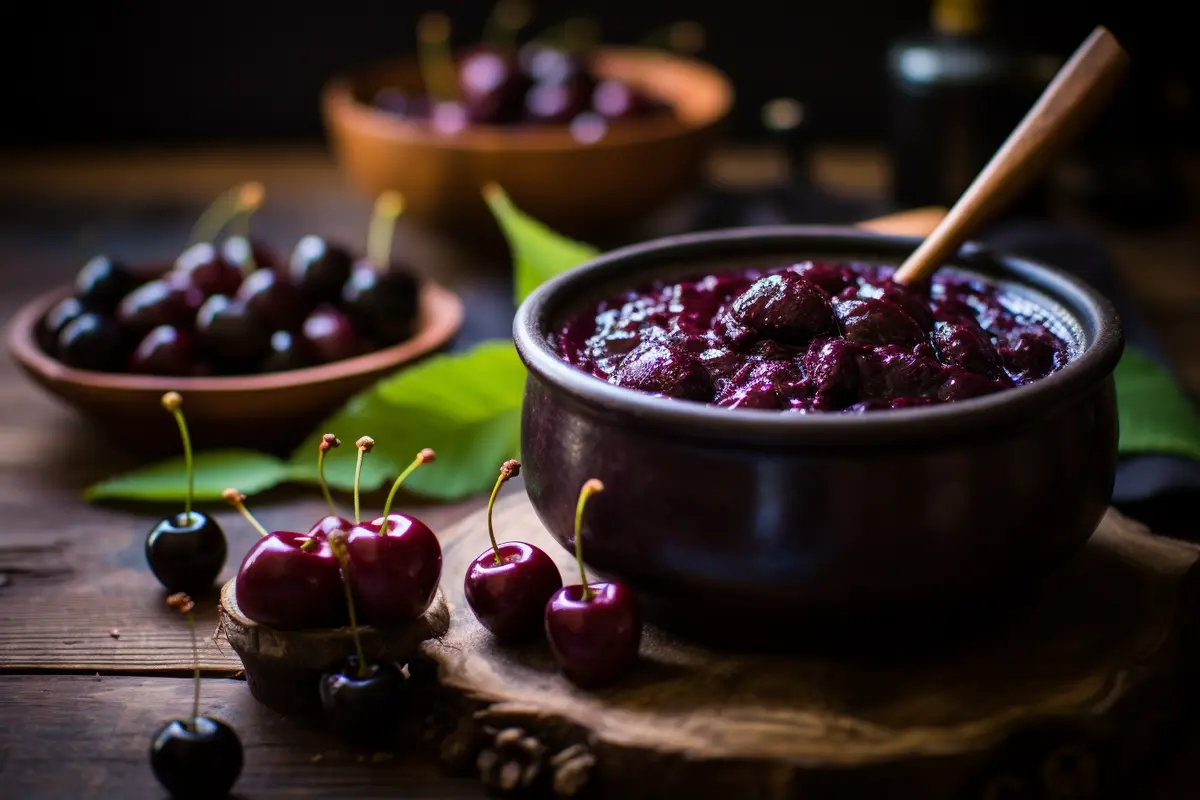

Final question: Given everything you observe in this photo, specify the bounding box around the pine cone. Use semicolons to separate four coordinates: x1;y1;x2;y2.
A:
477;727;546;796
550;743;596;798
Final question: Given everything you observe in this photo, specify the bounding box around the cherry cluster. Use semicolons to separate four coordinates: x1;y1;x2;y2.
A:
373;10;670;143
226;435;441;741
39;186;420;378
464;462;643;688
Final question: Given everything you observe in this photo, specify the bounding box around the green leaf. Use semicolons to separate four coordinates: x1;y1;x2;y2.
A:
482;183;600;305
85;449;291;502
288;340;527;501
1116;347;1200;461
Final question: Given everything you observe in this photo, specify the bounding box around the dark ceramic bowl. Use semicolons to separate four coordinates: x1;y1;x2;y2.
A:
513;227;1124;646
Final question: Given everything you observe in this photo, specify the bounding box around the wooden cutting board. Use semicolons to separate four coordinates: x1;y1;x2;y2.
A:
423;495;1200;799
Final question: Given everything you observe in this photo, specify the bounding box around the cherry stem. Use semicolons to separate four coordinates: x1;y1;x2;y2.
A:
417;12;458;102
161;392;194;520
378;449;436;536
223;489;269;538
230;182;266;269
353;436;375;525
187;183;251;247
486;460;521;565
187;610;200;731
317;434;340;517
573;479;604;602
328;533;368;679
366;192;404;272
482;0;532;47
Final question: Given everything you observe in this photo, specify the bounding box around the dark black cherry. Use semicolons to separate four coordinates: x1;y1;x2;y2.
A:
220;236;279;271
38;296;86;354
457;45;529;124
150;716;243;800
195;295;272;373
57;313;125;371
302;306;365;364
341;261;420;346
75;255;138;312
260;330;312;373
146;512;228;594
174;242;244;298
610;339;714;402
130;325;196;376
318;658;408;743
235;268;307;332
591;79;657;119
290;235;354;302
117;276;204;337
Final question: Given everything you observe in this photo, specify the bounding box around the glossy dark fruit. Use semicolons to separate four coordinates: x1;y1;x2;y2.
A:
835;298;926;349
345;516;443;627
75;255;138;312
591;79;656;120
307;514;355;540
130;325;196;376
341;262;420;345
145;512;228;594
117;277;204;337
465;542;563;641
730;272;835;345
933;323;1004;377
519;44;589;85
999;331;1066;381
290;235;354;302
610;339;714;402
545;581;642;688
57;313;125;371
195;295;272;372
524;80;592;125
319;658;408;742
260;330;312;373
38;296;86;354
234;531;346;630
302;306;365;364
220;235;279;271
236;268;307;332
174;242;245;298
457;45;529;124
938;370;1008;402
150;716;243;800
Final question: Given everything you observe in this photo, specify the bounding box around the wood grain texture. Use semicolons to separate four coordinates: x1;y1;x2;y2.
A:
425;496;1200;798
0;675;485;799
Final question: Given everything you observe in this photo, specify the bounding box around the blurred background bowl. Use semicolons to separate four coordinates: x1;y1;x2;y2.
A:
6;266;464;456
322;46;733;240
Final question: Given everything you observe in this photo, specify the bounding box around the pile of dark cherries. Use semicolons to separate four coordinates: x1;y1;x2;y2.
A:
38;189;420;378
373;39;670;137
557;261;1074;412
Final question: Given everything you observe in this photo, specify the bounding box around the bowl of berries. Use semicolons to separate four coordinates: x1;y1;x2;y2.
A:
321;12;732;239
5;185;464;454
513;226;1124;643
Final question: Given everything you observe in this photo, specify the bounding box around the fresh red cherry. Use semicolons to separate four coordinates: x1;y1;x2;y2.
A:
320;531;409;742
129;325;196;376
302;306;366;364
151;593;244;800
545;479;642;688
307;433;354;540
344;446;443;627
226;489;346;630
456;44;529;124
465;460;562;641
145;393;228;594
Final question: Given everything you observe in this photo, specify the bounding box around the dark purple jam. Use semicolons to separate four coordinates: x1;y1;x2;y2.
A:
554;261;1074;413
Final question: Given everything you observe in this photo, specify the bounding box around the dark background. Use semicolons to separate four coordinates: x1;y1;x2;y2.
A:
7;0;1194;148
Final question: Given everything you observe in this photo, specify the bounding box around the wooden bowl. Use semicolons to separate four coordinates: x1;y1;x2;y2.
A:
218;579;450;714
6;267;464;455
321;46;733;240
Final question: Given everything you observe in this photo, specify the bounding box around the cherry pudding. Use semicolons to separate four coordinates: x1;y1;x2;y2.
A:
555;261;1074;412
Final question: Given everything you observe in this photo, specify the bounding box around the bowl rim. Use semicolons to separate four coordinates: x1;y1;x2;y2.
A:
6;269;465;394
513;225;1125;446
321;45;734;154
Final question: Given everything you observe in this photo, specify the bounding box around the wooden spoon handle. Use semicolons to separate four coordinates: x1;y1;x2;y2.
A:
892;26;1130;284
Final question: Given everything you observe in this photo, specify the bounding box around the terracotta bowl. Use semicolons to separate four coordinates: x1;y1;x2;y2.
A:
6;266;464;455
513;227;1125;646
321;46;733;240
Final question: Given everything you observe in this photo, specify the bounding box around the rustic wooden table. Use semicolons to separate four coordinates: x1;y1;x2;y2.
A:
0;146;1197;798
